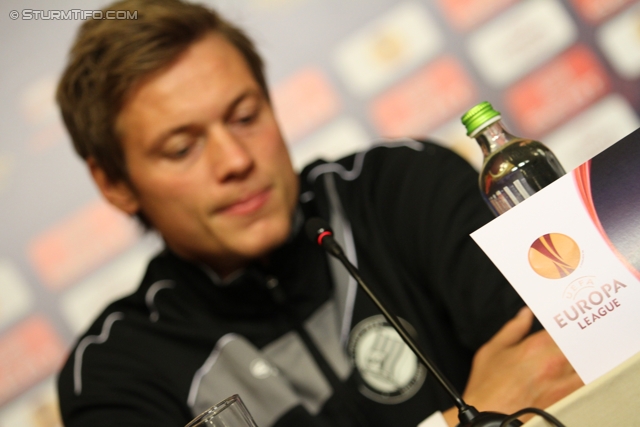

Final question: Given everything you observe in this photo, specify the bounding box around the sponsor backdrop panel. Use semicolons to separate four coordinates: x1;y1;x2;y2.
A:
1;0;639;422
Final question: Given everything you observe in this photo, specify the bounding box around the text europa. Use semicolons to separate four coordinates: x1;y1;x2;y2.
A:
553;280;627;330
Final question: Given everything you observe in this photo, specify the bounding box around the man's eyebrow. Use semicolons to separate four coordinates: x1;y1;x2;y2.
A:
148;89;262;152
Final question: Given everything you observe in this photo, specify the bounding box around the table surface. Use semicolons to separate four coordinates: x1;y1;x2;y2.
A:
523;350;640;426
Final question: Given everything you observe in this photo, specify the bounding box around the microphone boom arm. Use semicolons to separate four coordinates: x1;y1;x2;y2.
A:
322;235;480;423
305;217;529;427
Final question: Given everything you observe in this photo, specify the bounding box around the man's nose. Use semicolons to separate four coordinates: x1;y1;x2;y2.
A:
207;127;254;182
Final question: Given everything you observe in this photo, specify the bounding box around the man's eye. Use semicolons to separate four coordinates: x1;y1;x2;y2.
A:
163;138;196;159
170;145;191;158
230;101;261;126
235;112;257;125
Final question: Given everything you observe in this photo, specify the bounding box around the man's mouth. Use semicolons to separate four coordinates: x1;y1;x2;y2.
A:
220;188;271;216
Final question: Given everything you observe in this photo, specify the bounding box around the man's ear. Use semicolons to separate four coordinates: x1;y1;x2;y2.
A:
87;158;140;215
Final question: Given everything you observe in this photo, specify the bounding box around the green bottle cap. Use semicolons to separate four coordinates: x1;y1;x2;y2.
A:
461;101;501;136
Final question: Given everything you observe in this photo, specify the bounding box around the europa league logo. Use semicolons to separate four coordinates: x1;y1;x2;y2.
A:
528;233;580;279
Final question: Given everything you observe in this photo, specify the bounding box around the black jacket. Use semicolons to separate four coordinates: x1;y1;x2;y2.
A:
58;140;525;427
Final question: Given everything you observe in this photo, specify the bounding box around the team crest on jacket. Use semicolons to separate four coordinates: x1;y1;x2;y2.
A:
348;315;426;404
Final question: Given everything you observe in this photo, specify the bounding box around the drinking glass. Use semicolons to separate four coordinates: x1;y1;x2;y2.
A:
185;394;258;427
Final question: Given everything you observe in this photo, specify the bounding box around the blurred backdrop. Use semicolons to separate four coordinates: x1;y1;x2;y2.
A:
1;0;639;425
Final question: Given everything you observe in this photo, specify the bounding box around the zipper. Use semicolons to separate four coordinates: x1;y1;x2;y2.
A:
264;275;368;427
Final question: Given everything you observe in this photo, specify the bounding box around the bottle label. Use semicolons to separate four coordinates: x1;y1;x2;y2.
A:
487;176;536;215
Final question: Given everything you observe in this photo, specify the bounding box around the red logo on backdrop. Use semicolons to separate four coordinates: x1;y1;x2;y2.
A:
27;200;138;290
0;316;66;405
505;45;610;137
436;0;516;31
370;56;476;138
529;233;581;279
569;0;634;24
271;67;341;143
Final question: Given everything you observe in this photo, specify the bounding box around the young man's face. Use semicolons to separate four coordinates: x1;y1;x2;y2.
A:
110;33;299;276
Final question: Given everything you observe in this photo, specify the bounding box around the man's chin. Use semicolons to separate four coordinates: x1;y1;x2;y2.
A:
245;217;292;255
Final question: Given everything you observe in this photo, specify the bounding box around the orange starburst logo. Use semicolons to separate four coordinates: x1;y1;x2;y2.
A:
529;233;580;279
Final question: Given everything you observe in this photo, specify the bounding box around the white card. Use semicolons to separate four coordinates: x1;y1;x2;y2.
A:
467;0;576;87
0;259;33;330
596;3;640;80
472;127;640;383
333;1;442;96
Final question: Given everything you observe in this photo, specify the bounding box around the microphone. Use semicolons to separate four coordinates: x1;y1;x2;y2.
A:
305;217;343;257
305;217;524;427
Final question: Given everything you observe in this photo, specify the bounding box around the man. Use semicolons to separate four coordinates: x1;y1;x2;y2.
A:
56;1;582;426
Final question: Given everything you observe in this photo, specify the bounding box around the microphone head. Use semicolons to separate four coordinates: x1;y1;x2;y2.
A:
305;217;333;246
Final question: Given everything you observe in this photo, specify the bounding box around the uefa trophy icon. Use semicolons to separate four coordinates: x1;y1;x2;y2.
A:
185;395;259;427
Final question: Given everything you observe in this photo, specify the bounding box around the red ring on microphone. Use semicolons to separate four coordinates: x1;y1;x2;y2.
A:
317;231;332;246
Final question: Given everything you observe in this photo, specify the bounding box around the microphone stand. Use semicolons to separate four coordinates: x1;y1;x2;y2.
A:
307;218;522;427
